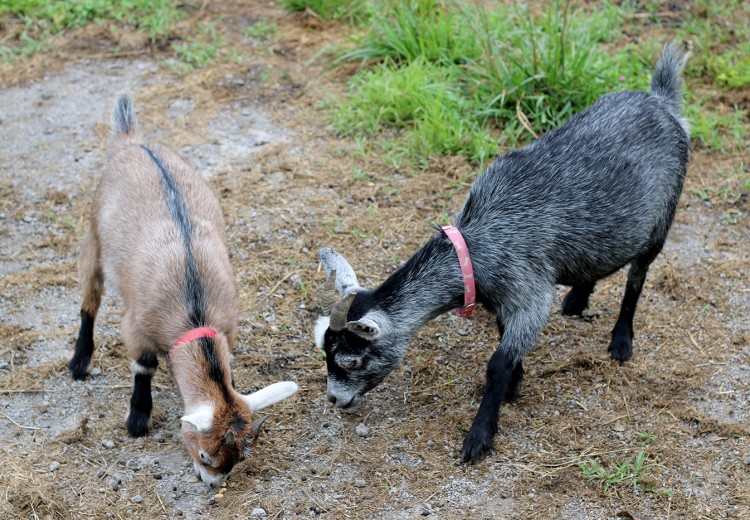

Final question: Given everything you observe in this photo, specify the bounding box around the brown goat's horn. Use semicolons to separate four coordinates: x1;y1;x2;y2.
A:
320;270;339;316
329;291;356;331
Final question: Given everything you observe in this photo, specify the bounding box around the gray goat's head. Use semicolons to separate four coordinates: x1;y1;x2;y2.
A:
314;248;405;408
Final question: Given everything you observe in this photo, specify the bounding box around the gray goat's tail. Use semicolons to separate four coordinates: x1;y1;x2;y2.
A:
651;42;688;115
111;94;139;139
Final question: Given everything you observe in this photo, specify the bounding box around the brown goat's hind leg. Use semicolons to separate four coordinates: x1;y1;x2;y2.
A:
69;227;103;380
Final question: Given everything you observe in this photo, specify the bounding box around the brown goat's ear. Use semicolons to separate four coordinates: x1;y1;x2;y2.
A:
224;429;236;445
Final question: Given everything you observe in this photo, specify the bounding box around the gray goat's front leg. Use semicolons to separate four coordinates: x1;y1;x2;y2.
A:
461;293;552;464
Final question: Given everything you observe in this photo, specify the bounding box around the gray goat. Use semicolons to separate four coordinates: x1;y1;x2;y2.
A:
315;43;690;464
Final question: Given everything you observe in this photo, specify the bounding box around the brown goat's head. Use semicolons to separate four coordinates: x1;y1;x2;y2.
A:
180;381;298;487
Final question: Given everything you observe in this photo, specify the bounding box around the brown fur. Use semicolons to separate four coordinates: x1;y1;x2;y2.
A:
73;95;255;486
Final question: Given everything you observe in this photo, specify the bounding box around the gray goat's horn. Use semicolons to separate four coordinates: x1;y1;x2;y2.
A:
329;291;356;331
320;270;339;316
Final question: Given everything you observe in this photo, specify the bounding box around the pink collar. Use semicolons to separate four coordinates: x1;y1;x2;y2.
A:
442;225;476;317
171;327;217;353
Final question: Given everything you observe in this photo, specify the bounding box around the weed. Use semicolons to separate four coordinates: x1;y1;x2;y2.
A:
689;160;750;205
0;0;184;52
170;19;224;72
242;19;278;40
579;450;668;494
686;100;749;152
282;0;366;22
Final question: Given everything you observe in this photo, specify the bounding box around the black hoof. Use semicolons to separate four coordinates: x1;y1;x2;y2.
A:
68;356;90;380
461;428;495;464
608;333;633;363
126;410;151;437
561;288;588;316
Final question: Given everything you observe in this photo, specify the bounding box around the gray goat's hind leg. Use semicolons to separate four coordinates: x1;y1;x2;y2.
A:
561;281;596;316
609;244;663;362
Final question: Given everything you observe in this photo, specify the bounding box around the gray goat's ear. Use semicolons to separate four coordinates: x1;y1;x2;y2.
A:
346;317;381;340
319;248;360;296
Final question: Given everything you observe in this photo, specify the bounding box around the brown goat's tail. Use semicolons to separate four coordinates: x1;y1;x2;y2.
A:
110;94;140;143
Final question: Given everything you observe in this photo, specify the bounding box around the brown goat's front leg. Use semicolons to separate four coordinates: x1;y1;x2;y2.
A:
69;227;103;380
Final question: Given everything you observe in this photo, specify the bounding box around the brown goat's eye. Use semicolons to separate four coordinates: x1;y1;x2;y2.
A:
347;359;357;369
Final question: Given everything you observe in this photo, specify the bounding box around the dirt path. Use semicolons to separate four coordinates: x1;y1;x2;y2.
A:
1;3;749;519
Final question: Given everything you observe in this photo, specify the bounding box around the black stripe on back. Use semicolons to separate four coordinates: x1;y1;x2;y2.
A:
199;337;231;400
140;145;206;327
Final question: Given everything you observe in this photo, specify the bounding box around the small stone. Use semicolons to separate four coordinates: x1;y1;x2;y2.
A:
742;453;750;465
113;485;120;492
355;424;370;437
153;474;162;480
131;495;143;504
209;498;216;506
49;461;60;472
99;487;105;493
102;439;116;449
213;493;224;499
353;479;366;488
90;367;102;376
251;508;267;517
255;485;264;493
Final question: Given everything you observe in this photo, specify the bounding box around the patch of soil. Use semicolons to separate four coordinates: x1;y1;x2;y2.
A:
1;2;749;519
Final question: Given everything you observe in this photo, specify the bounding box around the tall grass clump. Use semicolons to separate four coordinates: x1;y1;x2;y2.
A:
338;0;481;65
332;0;631;165
472;0;626;134
333;58;496;165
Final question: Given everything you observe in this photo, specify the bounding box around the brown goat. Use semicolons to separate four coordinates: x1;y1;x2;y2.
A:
69;95;297;487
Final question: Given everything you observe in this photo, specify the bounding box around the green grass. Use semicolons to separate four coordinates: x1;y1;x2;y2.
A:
679;1;750;89
579;450;670;495
0;0;233;72
330;0;640;165
170;19;224;72
242;19;278;40
0;0;183;41
687;100;748;152
294;0;750;166
0;0;185;62
690;160;750;206
333;58;496;165
282;0;366;22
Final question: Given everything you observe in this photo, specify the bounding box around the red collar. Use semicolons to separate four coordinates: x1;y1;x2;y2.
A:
171;327;217;353
442;225;476;317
